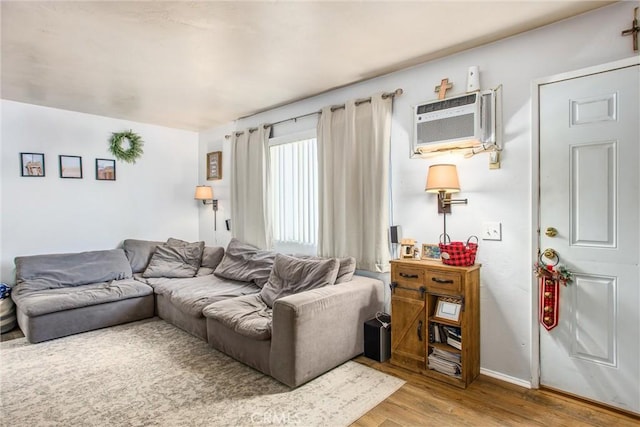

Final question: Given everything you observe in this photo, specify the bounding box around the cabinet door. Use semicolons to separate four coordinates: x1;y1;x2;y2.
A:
391;295;426;370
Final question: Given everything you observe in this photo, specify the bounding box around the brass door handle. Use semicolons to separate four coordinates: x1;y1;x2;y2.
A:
543;248;557;259
545;227;558;237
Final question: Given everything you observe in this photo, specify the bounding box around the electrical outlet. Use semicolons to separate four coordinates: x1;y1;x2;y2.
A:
482;221;502;241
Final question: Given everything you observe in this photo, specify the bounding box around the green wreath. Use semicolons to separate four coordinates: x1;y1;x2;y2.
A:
109;130;144;164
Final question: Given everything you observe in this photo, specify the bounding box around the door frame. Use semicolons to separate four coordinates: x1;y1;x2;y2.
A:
530;55;639;389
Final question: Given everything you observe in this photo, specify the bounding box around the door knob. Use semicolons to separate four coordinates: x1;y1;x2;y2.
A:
545;227;558;237
543;248;557;259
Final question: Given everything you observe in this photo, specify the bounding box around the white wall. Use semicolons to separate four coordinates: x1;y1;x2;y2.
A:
1;100;200;283
199;2;636;384
198;123;235;247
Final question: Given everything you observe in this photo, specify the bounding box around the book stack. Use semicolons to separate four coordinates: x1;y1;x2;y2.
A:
430;324;462;350
445;327;462;350
428;347;462;378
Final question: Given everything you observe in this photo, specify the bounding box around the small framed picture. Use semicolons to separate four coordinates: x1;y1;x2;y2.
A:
59;155;83;179
96;158;116;181
434;297;462;323
20;153;45;177
207;151;222;180
422;243;441;260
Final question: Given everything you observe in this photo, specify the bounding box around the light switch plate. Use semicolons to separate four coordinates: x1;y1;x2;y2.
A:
482;221;502;241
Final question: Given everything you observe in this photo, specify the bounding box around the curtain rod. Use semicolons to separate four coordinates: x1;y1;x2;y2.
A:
225;88;403;139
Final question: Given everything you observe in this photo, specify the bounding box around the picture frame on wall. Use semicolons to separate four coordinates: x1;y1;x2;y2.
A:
96;158;116;181
434;297;462;323
207;151;222;180
20;152;45;177
59;155;83;179
421;243;441;260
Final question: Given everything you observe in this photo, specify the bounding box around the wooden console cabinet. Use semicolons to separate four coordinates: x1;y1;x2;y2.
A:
390;259;480;388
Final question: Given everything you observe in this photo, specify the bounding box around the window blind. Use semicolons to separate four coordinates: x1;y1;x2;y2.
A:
270;137;318;247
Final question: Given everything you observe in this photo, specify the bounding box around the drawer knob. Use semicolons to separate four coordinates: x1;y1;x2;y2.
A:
432;277;454;284
400;273;419;279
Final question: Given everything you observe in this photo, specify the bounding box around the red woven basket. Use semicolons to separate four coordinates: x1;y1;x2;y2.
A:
439;236;478;266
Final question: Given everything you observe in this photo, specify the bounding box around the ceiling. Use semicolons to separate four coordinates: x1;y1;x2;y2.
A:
1;1;612;131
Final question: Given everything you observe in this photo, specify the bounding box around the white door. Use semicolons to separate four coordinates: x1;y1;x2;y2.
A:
539;62;639;414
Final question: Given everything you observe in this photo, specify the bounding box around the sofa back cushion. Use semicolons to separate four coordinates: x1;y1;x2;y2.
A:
123;239;164;273
142;240;205;278
124;238;224;274
260;254;339;308
214;238;276;288
292;255;356;284
200;246;225;269
15;249;133;290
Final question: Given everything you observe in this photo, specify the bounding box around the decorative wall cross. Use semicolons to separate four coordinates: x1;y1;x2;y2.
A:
621;7;639;52
434;78;453;100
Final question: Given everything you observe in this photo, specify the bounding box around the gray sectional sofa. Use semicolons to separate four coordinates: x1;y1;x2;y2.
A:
11;238;384;388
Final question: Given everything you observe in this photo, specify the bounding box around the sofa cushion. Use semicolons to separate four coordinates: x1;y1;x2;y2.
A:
214;238;276;288
14;249;133;291
142;241;205;278
294;255;356;284
167;238;224;274
335;257;357;283
12;279;153;317
201;246;225;270
203;294;272;340
122;239;164;273
136;273;261;317
259;254;340;308
196;267;214;276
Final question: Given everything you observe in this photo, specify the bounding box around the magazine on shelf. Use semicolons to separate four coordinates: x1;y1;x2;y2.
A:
428;347;462;378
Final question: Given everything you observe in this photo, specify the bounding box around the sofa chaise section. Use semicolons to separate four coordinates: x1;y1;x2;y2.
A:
13;249;154;343
138;274;260;340
204;275;384;388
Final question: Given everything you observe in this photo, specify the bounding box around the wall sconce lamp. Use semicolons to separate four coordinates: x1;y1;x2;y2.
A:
425;164;468;239
194;185;219;230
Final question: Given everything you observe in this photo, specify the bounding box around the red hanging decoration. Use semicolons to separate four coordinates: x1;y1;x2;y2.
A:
534;262;573;331
539;277;560;330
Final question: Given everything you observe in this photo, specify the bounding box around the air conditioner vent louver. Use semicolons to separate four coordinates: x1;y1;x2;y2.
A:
417;113;475;144
412;90;495;156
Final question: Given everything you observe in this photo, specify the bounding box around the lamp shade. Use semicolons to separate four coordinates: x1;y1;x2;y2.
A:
194;185;213;200
425;164;461;194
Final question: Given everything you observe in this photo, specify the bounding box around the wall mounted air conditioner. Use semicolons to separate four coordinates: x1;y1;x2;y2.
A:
411;89;496;157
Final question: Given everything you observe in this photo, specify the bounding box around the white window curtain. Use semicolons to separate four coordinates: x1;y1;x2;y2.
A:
230;125;272;249
317;93;392;272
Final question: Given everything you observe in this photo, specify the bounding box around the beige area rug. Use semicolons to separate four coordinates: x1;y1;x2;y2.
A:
0;318;404;426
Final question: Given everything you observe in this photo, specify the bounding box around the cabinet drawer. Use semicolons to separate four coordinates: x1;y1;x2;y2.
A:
392;265;424;288
392;265;425;299
426;270;462;294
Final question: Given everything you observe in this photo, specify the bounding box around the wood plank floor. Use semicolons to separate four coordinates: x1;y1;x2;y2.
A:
352;356;639;427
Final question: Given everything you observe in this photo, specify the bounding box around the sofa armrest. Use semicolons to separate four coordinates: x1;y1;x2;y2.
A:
269;275;384;387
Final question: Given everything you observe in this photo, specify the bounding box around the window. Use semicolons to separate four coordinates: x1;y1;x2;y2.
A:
269;130;318;255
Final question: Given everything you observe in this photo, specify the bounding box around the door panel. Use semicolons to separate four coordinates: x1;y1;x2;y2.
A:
570;141;616;247
539;63;639;414
570;92;617;125
571;273;616;365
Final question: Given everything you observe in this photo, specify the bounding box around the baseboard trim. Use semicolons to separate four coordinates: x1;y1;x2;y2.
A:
480;368;532;389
